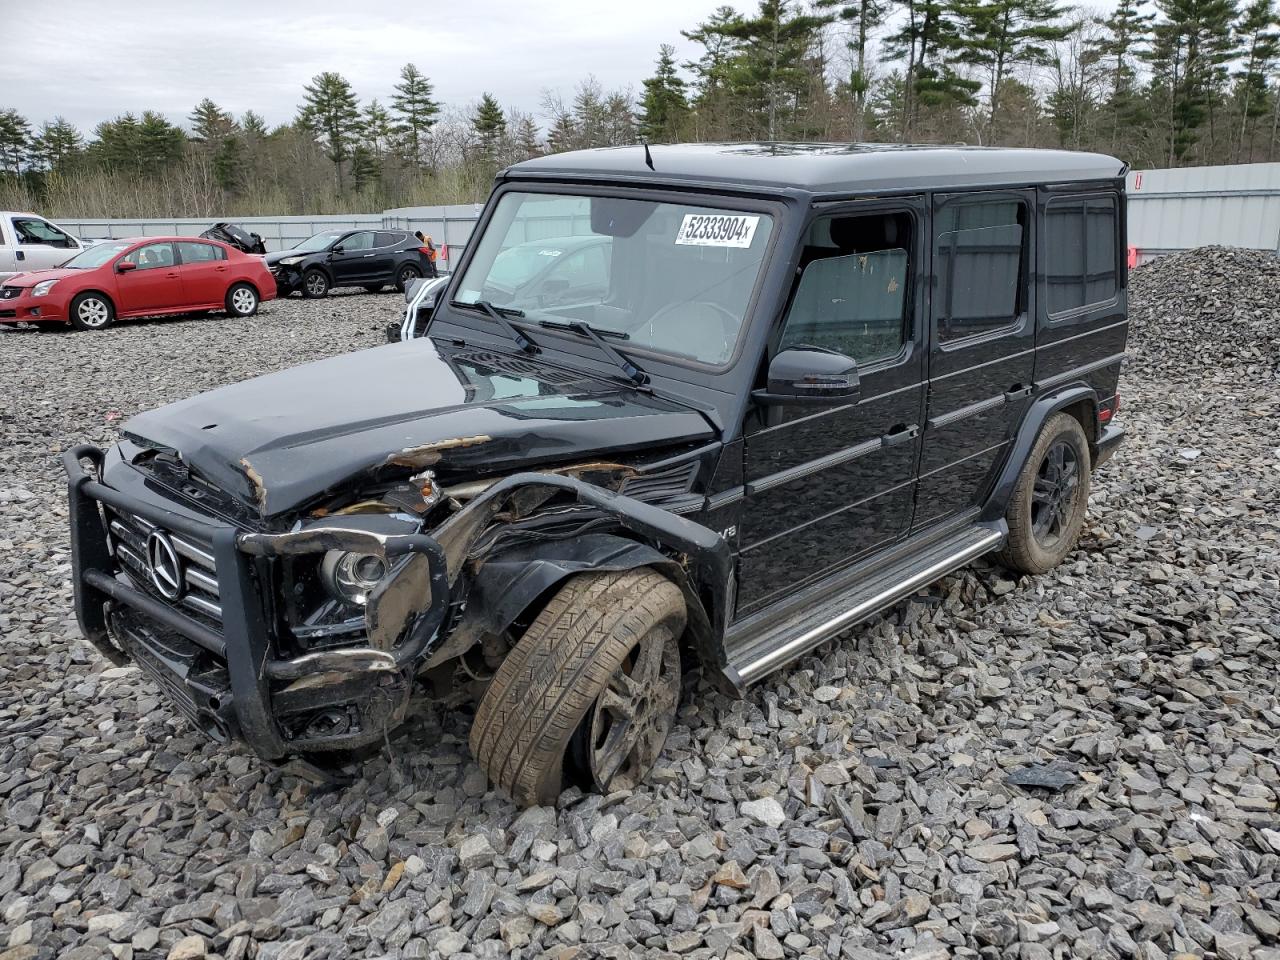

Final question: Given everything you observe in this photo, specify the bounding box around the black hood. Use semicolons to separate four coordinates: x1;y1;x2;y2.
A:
121;339;715;517
263;249;306;266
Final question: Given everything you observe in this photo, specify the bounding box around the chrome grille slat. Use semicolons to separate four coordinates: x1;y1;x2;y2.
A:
107;508;223;623
172;536;216;570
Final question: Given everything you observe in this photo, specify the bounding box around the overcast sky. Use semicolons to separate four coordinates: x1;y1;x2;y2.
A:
2;0;735;133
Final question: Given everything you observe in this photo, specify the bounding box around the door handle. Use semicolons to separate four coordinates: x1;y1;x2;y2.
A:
881;424;919;448
1004;384;1032;401
363;253;376;258
165;272;179;278
215;265;228;271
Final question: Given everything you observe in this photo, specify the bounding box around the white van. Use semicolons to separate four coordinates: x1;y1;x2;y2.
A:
0;212;87;281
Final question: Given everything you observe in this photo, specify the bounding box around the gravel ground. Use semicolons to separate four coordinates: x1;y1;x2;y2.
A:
1;261;1278;960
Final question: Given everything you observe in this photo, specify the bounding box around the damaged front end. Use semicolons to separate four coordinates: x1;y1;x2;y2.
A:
63;441;731;763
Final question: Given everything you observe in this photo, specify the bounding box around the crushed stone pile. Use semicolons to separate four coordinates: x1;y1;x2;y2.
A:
1128;245;1280;378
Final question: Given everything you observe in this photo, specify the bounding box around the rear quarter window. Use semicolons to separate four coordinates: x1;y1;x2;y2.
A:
1045;196;1119;315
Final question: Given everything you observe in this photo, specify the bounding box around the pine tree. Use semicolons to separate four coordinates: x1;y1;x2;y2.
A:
362;99;394;160
32;117;82;172
351;144;380;190
881;0;978;137
390;63;441;167
472;93;507;157
955;0;1073;139
136;111;187;168
1233;0;1279;158
1147;0;1239;163
818;0;890;138
189;98;237;143
241;111;269;138
640;44;691;141
298;71;362;187
513;115;542;159
0;108;32;176
1089;0;1156;151
683;6;749;136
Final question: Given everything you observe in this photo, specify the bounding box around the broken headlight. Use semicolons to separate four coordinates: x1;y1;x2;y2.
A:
320;550;388;607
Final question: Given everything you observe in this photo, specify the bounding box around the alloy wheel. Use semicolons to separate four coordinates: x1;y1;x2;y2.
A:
586;625;680;792
78;298;110;328
231;288;257;315
306;273;327;297
1030;440;1080;548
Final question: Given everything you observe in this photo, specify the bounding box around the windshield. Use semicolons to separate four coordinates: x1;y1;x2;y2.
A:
62;241;132;269
293;231;344;253
455;192;774;365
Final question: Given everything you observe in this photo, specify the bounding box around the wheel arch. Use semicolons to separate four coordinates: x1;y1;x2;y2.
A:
981;385;1099;523
72;288;117;311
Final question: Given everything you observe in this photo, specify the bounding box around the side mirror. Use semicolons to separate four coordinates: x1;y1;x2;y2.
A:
331;244;344;254
752;346;860;405
116;260;137;273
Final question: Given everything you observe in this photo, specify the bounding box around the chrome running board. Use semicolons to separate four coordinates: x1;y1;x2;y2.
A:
725;523;1005;688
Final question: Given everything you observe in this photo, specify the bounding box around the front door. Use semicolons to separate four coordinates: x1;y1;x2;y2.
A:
330;231;376;283
115;242;184;313
736;200;927;616
175;240;229;306
10;215;79;271
915;191;1036;529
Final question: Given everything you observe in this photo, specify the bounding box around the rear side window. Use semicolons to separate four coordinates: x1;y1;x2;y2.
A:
375;231;406;248
1045;196;1118;315
176;241;225;263
933;199;1026;343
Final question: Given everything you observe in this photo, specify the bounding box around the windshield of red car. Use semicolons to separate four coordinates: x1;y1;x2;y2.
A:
62;242;132;269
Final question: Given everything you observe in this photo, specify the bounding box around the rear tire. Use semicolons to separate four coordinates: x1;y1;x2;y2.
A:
301;269;330;299
69;292;115;331
996;412;1091;575
469;568;686;806
395;263;421;293
225;282;259;317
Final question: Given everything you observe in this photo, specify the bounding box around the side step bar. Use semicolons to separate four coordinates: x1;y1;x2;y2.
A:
725;523;1005;688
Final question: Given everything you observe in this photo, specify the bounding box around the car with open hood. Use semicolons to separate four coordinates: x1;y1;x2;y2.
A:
64;142;1127;804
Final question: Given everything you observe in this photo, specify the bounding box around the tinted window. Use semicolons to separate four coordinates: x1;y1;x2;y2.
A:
778;212;911;365
177;241;225;263
121;243;175;271
340;232;374;252
13;217;75;247
375;231;406;248
934;200;1025;342
1045;197;1118;314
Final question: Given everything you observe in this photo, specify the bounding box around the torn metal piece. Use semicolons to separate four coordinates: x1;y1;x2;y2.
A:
240;457;268;514
384;435;491;469
264;648;398;681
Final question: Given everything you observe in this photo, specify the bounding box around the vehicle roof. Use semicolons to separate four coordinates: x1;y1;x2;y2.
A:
505;142;1127;195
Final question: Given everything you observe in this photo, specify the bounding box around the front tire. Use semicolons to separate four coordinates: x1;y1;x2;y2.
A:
395;264;421;293
225;282;259;317
996;412;1092;575
301;269;330;299
69;292;115;331
469;569;686;806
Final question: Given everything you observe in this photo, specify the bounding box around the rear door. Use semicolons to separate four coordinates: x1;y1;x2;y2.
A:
175;240;229;306
0;220;15;277
115;242;184;312
372;231;408;282
10;215;80;271
915;191;1035;530
330;231;376;283
736;199;926;615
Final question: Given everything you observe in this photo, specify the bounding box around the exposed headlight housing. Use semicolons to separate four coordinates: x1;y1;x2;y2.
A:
319;550;388;607
32;279;58;297
278;256;305;266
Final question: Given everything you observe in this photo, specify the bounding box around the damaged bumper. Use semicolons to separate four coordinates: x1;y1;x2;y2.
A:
63;444;449;760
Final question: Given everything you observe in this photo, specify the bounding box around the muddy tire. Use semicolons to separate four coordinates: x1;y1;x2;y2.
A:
996;412;1091;575
469;568;686;806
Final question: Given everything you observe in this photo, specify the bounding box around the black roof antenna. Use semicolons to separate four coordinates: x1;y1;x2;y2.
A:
642;140;655;171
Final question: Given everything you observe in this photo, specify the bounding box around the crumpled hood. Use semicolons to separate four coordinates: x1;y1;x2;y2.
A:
121;338;715;517
3;268;77;288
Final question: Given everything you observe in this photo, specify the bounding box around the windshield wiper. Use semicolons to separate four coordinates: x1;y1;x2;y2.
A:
538;319;647;386
452;299;537;353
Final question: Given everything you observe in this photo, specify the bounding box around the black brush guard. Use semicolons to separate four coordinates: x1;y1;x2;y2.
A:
63;445;449;759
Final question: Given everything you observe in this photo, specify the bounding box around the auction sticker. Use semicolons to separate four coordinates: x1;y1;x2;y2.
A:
675;213;760;248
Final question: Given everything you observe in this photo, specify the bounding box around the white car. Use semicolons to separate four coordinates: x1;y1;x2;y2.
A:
0;212;87;282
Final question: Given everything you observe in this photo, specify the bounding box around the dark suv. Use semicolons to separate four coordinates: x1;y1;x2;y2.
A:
64;143;1126;805
266;228;430;297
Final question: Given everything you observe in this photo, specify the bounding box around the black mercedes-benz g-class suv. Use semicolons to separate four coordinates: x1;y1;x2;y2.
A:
65;143;1126;805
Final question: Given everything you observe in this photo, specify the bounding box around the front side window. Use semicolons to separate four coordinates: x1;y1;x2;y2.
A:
778;211;911;365
294;232;344;253
455;191;774;365
121;243;175;271
340;232;374;252
13;217;75;247
934;199;1026;343
177;241;224;264
1045;196;1118;314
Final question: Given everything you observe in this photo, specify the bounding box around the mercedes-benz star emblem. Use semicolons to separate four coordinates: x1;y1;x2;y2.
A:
145;530;185;601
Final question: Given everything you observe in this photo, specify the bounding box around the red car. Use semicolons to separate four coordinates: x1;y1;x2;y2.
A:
0;236;276;331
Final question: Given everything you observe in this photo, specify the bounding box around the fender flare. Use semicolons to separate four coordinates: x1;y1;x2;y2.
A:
431;473;733;681
981;385;1098;522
